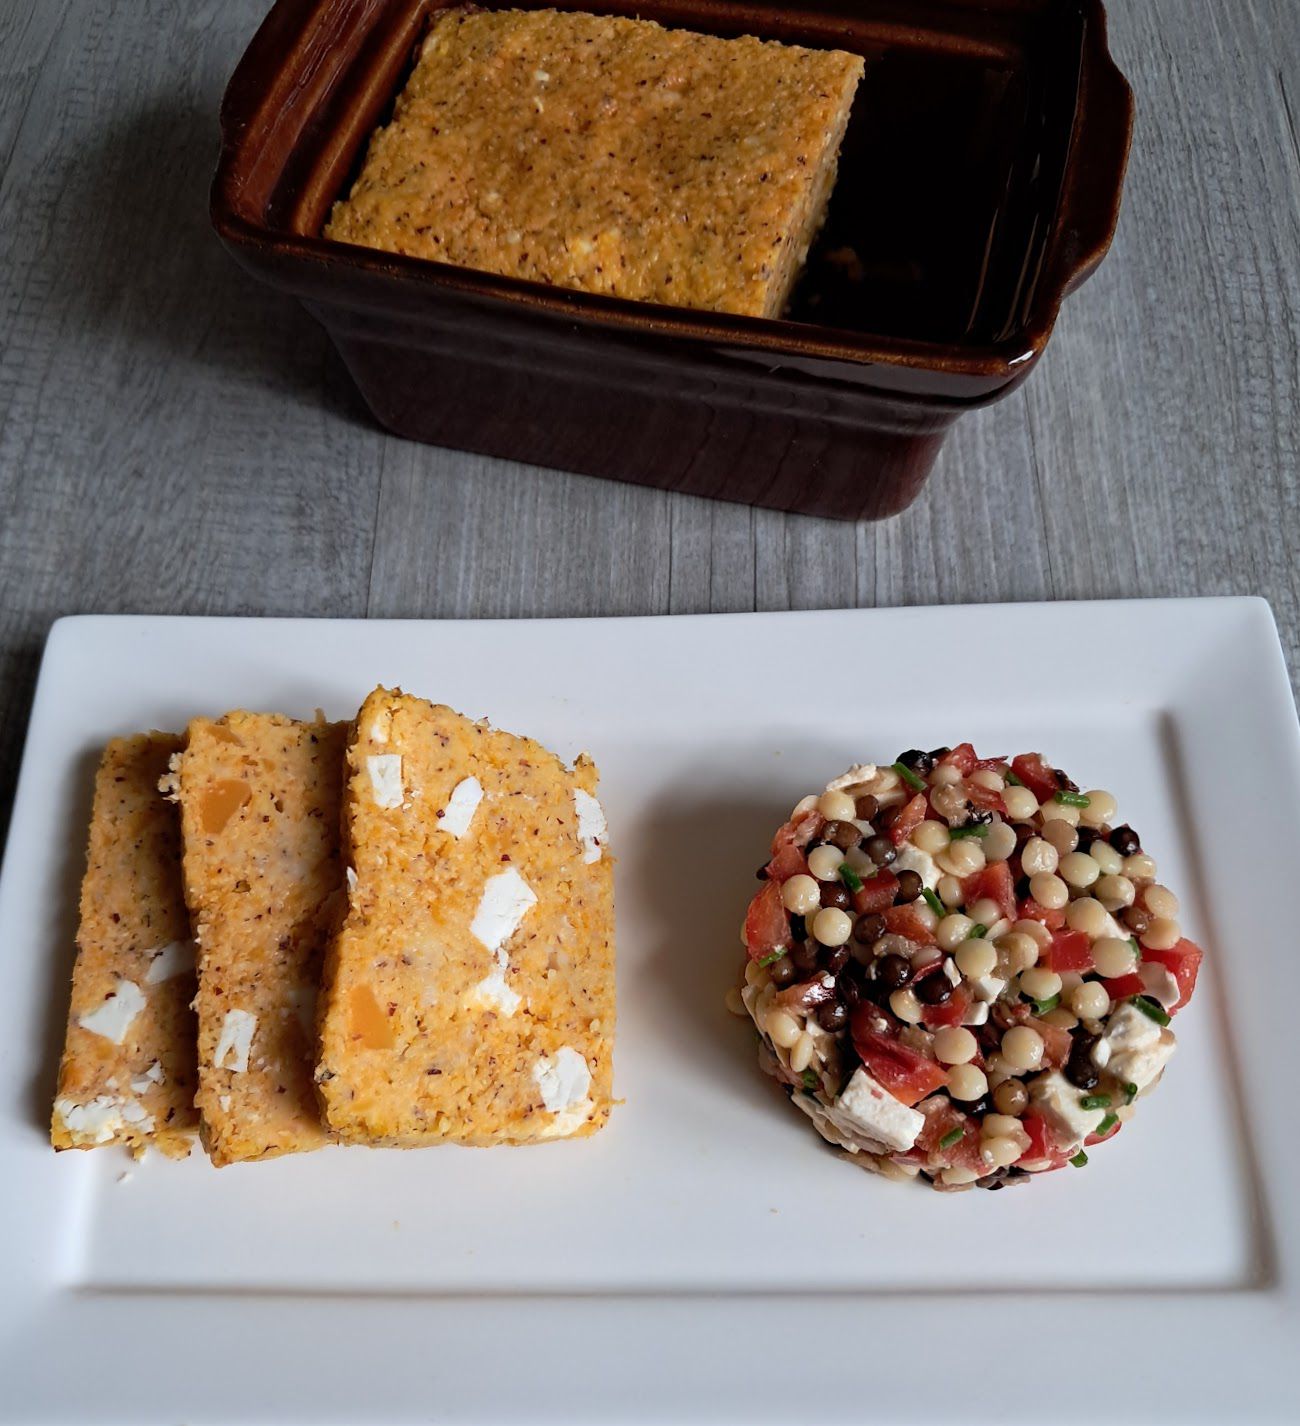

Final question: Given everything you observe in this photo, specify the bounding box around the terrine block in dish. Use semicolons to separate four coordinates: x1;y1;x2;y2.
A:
167;713;345;1165
50;734;199;1159
737;747;1201;1190
324;7;863;319
316;687;615;1146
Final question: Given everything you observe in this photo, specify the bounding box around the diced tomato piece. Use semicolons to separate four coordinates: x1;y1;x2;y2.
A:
1020;1110;1072;1170
766;842;808;883
1018;895;1066;931
915;1096;984;1171
961;862;1017;923
851;1028;948;1107
921;984;971;1030
964;780;1006;814
1103;973;1144;1001
852;869;899;915
764;810;824;882
939;743;977;776
882;902;937;946
974;755;1009;772
1044;928;1094;974
1141;939;1203;1013
1025;1014;1072;1067
889;793;929;847
770;810;824;858
1011;753;1059;804
743;879;789;963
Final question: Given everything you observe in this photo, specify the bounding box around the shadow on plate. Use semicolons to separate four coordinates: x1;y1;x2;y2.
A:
625;784;781;1117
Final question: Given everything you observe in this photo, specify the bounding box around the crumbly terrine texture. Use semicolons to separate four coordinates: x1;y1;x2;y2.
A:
169;712;344;1166
51;734;199;1158
315;687;615;1146
325;7;863;318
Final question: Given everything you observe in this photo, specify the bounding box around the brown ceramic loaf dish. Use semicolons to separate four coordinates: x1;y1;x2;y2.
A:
211;0;1133;520
325;7;863;318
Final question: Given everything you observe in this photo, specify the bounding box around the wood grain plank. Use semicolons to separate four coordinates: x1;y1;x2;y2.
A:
366;445;672;618
0;0;380;840
1024;0;1300;678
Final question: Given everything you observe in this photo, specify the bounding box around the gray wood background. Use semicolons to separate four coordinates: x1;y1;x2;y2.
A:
1;0;1298;850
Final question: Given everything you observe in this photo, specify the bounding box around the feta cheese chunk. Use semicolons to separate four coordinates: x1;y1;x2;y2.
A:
466;960;522;1016
833;1066;925;1153
470;867;538;953
53;1095;131;1145
893;843;939;890
533;1046;592;1113
826;764;878;795
213;1008;257;1073
1029;1069;1107;1148
441;776;484;839
367;753;404;809
573;788;607;864
77;978;146;1046
1140;962;1180;1011
970;973;1007;1003
144;940;195;984
1100;1002;1176;1091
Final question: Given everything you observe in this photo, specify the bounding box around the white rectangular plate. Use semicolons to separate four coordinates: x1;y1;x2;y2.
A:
1;600;1297;1424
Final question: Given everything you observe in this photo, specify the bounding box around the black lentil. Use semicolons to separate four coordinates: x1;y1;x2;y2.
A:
895;869;923;903
816;1000;848;1033
916;972;953;1005
876;953;912;989
865;834;896;866
824;819;860;851
1110;824;1141;857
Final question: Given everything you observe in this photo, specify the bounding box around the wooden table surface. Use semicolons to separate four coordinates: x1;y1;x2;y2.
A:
1;0;1298;848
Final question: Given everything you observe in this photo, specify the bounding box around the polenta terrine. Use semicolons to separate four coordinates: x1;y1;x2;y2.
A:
324;7;863;318
315;687;615;1146
51;734;199;1158
168;712;345;1165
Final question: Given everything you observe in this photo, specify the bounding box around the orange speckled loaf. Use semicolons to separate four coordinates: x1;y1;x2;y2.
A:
316;687;616;1146
51;734;199;1159
169;713;345;1166
324;7;863;318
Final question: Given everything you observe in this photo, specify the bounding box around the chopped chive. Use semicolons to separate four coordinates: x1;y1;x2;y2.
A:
1006;771;1023;786
922;887;945;918
1032;993;1060;1016
1124;1082;1138;1104
1080;1094;1112;1110
1054;790;1091;808
1095;1112;1119;1137
1130;935;1142;963
1070;1150;1089;1168
1132;994;1170;1026
839;863;864;894
892;761;927;792
801;1069;820;1090
758;948;786;968
939;1127;964;1150
949;823;990;840
968;923;989;940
